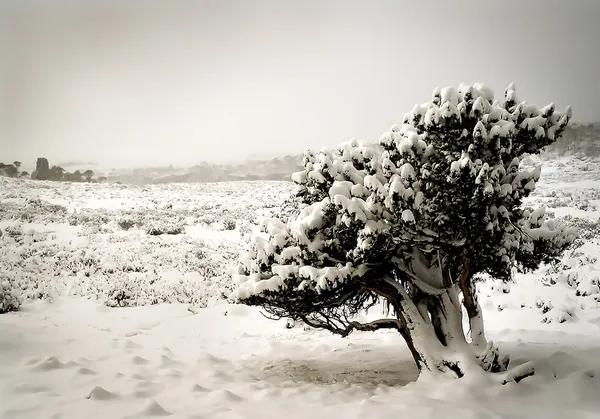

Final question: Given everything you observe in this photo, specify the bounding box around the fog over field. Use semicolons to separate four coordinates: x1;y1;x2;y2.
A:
2;0;600;168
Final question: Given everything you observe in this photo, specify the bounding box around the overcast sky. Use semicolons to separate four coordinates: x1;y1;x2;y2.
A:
1;0;599;168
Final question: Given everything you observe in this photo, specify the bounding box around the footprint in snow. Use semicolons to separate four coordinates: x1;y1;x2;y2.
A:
12;383;52;394
159;354;182;368
127;400;172;417
87;386;120;400
191;384;210;392
197;353;229;365
206;389;244;402
76;367;97;376
131;356;150;365
34;357;78;371
124;339;143;350
163;369;182;379
139;321;161;331
133;380;164;399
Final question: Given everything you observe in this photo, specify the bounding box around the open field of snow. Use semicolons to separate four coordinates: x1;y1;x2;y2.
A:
1;157;600;419
2;298;600;419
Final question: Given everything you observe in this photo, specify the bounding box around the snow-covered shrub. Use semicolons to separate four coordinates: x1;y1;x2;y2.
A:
103;269;234;308
0;231;242;310
4;199;70;224
117;218;137;231
562;217;600;242
19;212;34;222
105;273;156;307
78;224;113;236
196;215;216;226
236;83;574;382
490;281;511;294
68;210;110;227
222;218;237;231
238;221;253;238
0;177;293;311
107;288;135;307
544;238;600;300
23;228;50;243
542;206;600;298
0;279;21;313
145;221;184;236
541;304;576;324
3;223;23;238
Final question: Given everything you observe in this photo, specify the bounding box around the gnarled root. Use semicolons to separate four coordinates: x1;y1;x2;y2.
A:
476;340;510;373
497;361;535;385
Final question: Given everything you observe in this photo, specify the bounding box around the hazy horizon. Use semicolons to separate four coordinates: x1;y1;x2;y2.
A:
2;0;600;168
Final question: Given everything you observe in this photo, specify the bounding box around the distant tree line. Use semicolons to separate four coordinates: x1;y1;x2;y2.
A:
0;161;25;178
542;123;600;157
0;157;107;183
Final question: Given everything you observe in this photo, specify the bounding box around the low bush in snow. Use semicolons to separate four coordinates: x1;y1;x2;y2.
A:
0;179;293;311
117;218;137;231
0;279;21;314
68;210;110;227
0;227;243;309
544;239;600;299
145;221;185;236
222;218;237;231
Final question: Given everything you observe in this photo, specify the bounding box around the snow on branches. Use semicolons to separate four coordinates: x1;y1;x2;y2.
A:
236;82;577;381
237;83;575;303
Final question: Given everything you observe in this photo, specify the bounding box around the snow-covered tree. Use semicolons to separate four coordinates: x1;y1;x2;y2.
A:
235;83;576;383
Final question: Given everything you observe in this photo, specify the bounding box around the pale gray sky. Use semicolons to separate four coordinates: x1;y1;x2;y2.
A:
1;0;599;168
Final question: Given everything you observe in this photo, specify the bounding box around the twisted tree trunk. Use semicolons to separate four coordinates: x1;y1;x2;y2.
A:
393;283;531;383
458;257;510;372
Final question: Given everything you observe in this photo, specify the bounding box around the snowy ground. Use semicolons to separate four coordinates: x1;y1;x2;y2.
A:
2;157;600;419
2;298;600;419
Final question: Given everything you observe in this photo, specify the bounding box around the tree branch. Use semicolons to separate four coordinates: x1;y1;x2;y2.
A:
301;316;401;338
349;318;401;332
322;287;363;308
406;273;448;295
391;257;447;295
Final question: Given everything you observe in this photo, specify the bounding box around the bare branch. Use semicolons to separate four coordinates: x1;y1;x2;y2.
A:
349;319;401;333
259;309;285;321
322;287;365;309
302;315;401;338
